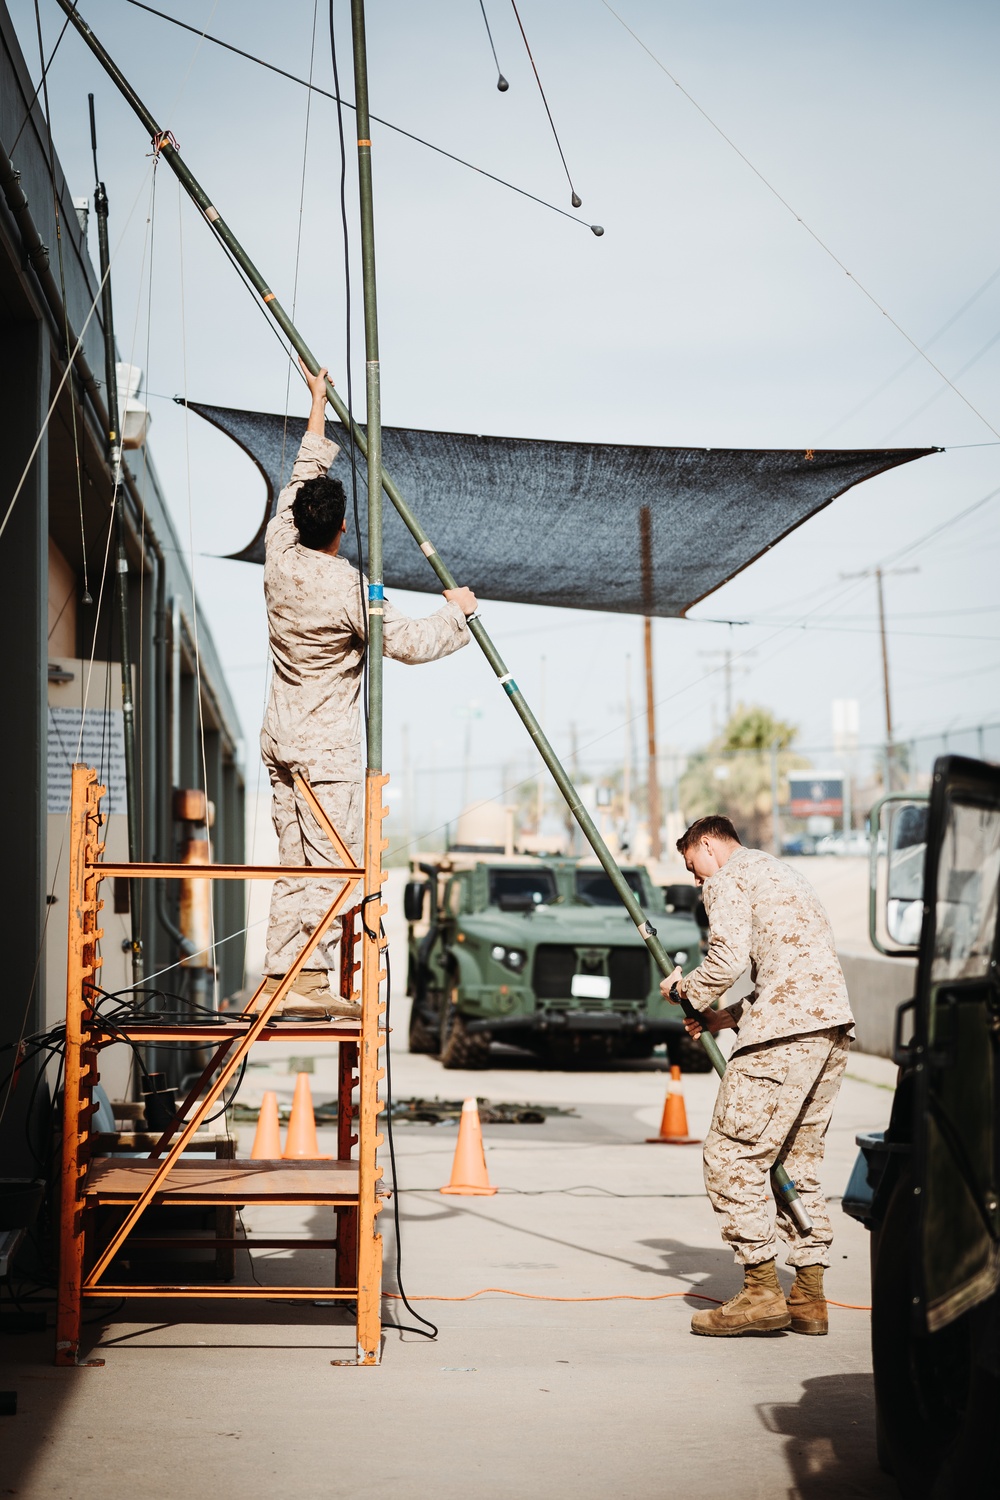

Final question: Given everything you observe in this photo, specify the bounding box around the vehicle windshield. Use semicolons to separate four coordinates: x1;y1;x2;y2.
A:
574;869;644;906
488;868;558;909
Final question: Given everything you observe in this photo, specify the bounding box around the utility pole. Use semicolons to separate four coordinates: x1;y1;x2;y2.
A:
535;656;545;834
770;739;781;856
644;618;661;860
622;653;632;853
841;567;918;790
698;648;755;727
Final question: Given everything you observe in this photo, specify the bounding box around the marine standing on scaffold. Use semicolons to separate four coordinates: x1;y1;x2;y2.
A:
660;815;855;1336
257;361;478;1019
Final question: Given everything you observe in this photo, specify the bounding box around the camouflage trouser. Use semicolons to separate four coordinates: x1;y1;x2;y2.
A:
703;1026;852;1268
263;764;362;977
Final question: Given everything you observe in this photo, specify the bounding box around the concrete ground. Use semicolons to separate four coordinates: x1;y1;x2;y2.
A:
2;1033;898;1499
2;868;901;1498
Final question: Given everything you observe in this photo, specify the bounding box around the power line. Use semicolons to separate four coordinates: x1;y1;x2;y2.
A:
123;1;602;234
598;0;1000;441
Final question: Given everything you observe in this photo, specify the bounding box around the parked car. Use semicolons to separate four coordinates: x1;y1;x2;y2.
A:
814;831;871;856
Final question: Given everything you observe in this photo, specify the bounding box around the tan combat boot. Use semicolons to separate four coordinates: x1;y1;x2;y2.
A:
788;1264;828;1335
691;1258;791;1337
252;972;361;1021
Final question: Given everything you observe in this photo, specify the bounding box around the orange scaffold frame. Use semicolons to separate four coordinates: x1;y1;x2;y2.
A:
56;762;390;1367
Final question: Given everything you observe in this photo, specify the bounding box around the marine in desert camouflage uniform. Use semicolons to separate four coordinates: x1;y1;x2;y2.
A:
660;814;854;1336
257;362;477;1019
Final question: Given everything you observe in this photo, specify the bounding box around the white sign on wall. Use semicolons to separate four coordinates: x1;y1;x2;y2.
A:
47;708;127;815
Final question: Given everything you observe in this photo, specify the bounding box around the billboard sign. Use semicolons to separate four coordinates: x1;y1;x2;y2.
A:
788;773;843;819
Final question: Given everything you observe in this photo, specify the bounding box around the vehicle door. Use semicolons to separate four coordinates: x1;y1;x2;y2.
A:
914;754;1000;1332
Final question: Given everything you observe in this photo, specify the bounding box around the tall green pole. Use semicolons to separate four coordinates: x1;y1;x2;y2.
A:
89;93;142;986
349;0;382;772
56;0;810;1229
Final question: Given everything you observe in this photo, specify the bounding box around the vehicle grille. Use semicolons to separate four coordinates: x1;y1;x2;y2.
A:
533;946;577;999
532;946;651;1000
608;948;651;999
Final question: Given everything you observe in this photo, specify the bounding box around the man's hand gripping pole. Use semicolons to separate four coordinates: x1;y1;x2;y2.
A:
669;986;813;1234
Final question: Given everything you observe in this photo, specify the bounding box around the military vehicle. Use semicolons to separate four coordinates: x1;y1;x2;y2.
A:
404;852;704;1068
843;755;1000;1494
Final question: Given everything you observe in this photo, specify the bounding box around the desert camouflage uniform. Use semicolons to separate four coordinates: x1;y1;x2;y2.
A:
262;432;470;975
678;847;855;1266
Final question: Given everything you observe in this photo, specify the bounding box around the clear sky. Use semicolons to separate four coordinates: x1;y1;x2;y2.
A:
16;0;1000;840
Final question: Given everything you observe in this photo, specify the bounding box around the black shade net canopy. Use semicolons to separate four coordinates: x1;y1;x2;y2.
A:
188;402;936;617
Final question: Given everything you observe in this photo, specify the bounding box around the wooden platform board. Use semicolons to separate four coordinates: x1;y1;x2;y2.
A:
84;1158;370;1206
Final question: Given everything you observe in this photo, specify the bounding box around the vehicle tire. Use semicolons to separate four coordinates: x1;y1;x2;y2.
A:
407;991;439;1055
618;1037;656;1061
668;1029;714;1074
870;1168;974;1496
439;979;491;1070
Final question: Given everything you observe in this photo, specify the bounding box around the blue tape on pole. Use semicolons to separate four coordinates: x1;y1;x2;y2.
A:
503;679;517;696
368;583;384;601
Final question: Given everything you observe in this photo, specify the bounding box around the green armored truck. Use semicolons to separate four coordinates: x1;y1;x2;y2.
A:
843;755;1000;1494
404;853;704;1068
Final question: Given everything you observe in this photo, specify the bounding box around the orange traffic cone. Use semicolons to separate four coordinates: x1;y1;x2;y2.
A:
282;1073;332;1160
646;1065;701;1144
251;1090;283;1158
440;1097;497;1196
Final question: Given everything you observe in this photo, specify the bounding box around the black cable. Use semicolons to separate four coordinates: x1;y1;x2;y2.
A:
197;1055;248;1126
380;936;434;1338
477;1;509;90
123;0;603;232
508;0;582;207
329;2;369;747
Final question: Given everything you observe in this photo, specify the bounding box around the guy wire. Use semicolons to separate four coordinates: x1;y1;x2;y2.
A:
477;0;509;90
508;0;582;206
124;0;597;231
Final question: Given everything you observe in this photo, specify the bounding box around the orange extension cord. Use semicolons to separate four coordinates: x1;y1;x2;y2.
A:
384;1289;871;1309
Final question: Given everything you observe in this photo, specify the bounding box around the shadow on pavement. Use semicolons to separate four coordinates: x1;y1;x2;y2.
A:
638;1236;748;1304
758;1372;895;1498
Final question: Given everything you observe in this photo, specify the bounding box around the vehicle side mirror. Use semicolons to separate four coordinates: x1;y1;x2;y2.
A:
869;794;929;956
404;880;429;923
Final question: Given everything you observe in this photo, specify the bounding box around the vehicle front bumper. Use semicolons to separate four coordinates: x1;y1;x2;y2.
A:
463;1010;684;1039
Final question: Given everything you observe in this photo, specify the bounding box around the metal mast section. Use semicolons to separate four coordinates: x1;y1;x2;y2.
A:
51;1;813;1228
89;93;142;986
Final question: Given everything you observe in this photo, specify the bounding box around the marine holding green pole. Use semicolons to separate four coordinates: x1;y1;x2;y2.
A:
661;816;856;1337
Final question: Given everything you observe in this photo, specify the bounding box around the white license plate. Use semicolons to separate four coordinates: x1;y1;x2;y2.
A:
571;973;611;1000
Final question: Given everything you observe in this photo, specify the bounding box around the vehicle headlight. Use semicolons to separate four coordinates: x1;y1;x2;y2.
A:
490;944;527;973
674;951;688;965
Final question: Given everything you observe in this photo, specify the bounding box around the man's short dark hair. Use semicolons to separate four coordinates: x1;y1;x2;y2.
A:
677;815;742;855
292;476;347;550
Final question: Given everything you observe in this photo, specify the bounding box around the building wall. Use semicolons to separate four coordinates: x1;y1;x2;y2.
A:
0;5;247;1157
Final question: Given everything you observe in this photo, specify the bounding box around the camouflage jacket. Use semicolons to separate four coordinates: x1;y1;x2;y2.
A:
261;432;470;781
680;846;854;1048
